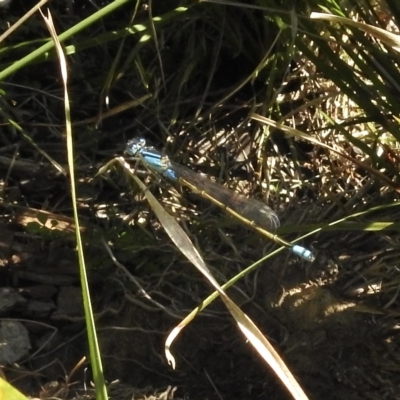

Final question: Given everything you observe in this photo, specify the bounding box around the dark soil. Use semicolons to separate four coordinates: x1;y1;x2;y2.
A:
1;2;400;400
3;211;400;400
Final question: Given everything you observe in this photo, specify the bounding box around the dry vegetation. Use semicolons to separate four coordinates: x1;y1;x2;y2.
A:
1;1;400;399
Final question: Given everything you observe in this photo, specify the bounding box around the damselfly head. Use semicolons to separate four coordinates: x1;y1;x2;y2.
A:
125;137;147;157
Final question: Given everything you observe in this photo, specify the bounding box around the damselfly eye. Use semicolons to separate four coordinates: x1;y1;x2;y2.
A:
126;137;147;156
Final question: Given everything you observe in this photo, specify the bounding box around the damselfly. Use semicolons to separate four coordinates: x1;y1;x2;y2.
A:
125;138;315;262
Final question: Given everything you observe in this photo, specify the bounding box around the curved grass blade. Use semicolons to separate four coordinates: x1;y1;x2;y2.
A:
101;157;310;400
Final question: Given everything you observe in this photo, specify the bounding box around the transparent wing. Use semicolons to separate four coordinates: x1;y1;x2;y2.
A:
168;161;280;231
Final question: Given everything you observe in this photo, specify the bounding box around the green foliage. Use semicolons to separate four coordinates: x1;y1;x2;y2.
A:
0;377;28;400
2;0;400;398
